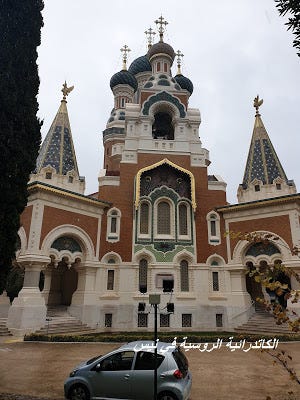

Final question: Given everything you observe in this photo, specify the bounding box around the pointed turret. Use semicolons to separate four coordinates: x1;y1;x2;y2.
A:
30;82;85;194
237;96;296;203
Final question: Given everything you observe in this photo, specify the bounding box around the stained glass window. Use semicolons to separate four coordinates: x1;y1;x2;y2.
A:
140;203;149;234
180;260;189;291
157;201;170;235
179;204;188;236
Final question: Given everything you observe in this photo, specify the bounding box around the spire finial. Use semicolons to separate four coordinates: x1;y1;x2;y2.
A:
253;95;263;116
176;50;184;75
145;27;156;49
155;15;168;42
120;44;131;70
61;81;74;101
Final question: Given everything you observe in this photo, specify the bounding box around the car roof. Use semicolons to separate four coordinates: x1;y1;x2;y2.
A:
118;341;176;354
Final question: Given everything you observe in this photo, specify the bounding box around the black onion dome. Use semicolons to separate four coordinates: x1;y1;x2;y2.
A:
175;74;194;94
128;55;152;75
110;70;138;92
147;42;175;61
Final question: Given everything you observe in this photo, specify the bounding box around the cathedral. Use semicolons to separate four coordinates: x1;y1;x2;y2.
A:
4;17;300;336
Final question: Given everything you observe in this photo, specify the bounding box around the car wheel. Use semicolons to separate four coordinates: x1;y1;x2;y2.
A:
69;384;90;400
158;392;178;400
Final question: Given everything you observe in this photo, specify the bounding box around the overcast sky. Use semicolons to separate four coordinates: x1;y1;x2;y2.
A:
37;0;300;204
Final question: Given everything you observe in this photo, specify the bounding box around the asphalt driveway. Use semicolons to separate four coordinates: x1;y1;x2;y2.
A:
0;340;300;400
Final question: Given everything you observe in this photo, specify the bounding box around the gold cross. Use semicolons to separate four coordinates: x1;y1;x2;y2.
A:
155;15;168;42
120;44;131;70
145;27;156;48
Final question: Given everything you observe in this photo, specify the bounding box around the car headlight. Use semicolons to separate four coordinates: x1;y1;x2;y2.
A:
69;369;78;377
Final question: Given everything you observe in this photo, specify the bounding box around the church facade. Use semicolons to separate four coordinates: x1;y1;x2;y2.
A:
5;18;300;336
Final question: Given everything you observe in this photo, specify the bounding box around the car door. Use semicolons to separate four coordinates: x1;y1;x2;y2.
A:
90;350;135;399
130;351;165;400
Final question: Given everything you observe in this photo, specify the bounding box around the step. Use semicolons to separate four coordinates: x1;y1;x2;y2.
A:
235;311;293;334
0;319;12;336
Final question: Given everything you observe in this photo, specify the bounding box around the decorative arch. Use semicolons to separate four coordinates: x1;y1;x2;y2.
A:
173;249;195;264
101;252;122;264
133;249;156;264
206;254;226;266
142;91;186;118
41;224;96;261
135;158;196;211
232;231;291;264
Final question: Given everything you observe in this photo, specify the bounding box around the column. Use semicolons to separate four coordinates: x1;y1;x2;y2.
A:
41;268;52;305
7;255;50;336
68;261;99;326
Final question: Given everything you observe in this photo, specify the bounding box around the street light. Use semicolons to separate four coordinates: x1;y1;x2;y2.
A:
149;294;160;400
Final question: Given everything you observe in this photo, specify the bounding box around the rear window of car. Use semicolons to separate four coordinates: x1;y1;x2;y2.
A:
134;351;165;370
172;348;189;377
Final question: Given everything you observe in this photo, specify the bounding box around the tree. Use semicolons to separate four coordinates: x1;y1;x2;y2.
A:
275;0;300;56
0;1;44;293
226;230;300;391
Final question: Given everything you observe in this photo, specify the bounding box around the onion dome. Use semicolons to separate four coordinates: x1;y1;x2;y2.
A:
175;74;194;94
147;41;175;62
110;70;138;92
128;55;152;75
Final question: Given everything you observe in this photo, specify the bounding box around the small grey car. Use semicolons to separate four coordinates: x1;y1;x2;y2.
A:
64;340;192;400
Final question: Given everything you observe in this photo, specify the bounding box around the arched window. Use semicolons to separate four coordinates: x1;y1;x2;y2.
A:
139;259;148;293
207;211;221;245
179;204;188;235
139;202;150;236
178;202;191;239
152;112;174;140
157;201;171;235
180;260;189;291
107;208;121;242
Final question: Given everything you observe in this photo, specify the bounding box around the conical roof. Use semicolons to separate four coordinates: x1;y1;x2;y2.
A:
35;98;79;176
242;109;288;189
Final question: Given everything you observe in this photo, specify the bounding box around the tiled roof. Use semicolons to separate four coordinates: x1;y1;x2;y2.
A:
242;113;288;189
35;100;79;175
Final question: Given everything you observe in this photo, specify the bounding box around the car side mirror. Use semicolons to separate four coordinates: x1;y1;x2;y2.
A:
95;363;102;372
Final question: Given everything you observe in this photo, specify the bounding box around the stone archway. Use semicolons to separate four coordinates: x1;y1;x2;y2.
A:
43;236;83;307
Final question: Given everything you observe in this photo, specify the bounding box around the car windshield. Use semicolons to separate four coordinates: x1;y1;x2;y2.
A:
86;355;102;365
172;348;189;377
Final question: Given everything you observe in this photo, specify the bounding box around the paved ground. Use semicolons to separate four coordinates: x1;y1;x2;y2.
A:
0;338;300;400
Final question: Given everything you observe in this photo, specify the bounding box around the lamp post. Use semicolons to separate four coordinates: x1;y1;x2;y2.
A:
149;294;160;400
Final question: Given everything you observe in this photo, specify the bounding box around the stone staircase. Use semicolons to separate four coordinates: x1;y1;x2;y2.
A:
0;318;12;336
234;307;293;335
35;306;96;335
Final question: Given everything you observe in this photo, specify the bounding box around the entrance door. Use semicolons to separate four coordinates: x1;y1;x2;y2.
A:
48;261;78;306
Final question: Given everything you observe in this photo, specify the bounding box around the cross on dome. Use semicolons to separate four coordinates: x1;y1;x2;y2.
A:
155;15;168;42
120;44;131;70
145;27;156;49
176;50;184;75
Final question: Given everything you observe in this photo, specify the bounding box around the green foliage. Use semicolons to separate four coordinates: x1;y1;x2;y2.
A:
24;331;300;343
0;1;44;292
6;265;24;302
275;0;300;56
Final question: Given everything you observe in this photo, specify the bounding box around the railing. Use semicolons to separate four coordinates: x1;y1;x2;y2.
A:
231;300;255;320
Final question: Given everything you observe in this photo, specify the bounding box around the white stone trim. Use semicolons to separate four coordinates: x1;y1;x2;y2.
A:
41;224;96;261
